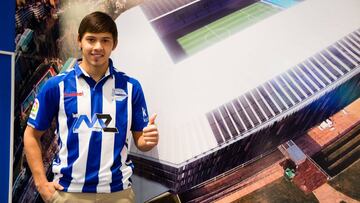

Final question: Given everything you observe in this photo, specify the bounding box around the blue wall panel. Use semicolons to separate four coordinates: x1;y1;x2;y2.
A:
0;0;15;202
0;55;12;203
0;0;15;51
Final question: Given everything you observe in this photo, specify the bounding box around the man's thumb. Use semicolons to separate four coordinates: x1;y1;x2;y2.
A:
54;182;64;190
149;113;157;125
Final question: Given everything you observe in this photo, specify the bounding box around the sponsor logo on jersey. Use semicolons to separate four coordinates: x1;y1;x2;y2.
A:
72;113;118;133
64;91;84;97
142;107;149;122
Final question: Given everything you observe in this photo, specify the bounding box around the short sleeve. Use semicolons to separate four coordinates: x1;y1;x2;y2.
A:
130;80;149;131
27;79;59;131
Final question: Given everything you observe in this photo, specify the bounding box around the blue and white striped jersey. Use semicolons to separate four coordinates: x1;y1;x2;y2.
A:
27;59;149;193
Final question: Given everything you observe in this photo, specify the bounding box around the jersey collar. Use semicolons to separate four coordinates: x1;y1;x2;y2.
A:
74;58;115;78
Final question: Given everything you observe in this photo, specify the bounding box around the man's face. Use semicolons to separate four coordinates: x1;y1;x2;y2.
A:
78;32;117;70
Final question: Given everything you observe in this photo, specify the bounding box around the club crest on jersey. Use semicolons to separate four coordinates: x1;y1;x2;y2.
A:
29;98;39;119
72;113;118;133
112;88;127;101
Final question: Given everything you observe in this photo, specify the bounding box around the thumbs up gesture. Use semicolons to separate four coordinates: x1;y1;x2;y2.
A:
148;113;157;125
141;113;159;149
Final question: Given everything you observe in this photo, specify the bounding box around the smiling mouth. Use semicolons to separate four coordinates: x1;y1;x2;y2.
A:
91;53;104;58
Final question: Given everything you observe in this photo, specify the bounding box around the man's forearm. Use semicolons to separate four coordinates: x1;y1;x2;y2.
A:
24;127;48;187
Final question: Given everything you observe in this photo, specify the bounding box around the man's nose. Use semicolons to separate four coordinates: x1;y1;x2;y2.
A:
94;41;103;50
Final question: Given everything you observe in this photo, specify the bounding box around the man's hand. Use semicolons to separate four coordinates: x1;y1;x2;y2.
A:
133;113;159;152
37;181;63;202
142;114;159;147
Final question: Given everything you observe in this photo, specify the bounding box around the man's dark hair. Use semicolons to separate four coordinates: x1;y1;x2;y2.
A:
78;11;118;45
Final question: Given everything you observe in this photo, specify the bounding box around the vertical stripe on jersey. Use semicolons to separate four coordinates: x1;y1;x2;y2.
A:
119;82;133;190
126;82;133;150
110;75;128;192
83;79;103;192
53;82;68;184
97;77;116;193
59;73;79;190
67;77;92;192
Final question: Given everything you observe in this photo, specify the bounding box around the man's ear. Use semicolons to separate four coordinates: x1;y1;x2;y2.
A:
77;35;82;50
113;40;118;50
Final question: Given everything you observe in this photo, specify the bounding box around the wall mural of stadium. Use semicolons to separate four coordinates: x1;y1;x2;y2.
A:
13;0;360;202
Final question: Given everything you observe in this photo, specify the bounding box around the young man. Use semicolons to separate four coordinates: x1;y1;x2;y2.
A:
24;11;159;203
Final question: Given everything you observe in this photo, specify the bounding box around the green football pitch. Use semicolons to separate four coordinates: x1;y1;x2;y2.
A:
177;2;281;55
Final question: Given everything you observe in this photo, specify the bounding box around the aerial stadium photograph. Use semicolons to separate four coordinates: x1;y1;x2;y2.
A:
11;0;360;202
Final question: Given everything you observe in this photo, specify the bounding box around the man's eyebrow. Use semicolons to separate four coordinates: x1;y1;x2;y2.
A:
84;35;112;39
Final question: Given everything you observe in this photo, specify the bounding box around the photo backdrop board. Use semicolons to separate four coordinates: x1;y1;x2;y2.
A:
112;0;360;193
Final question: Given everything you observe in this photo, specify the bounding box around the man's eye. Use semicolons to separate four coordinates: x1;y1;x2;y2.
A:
88;39;95;42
